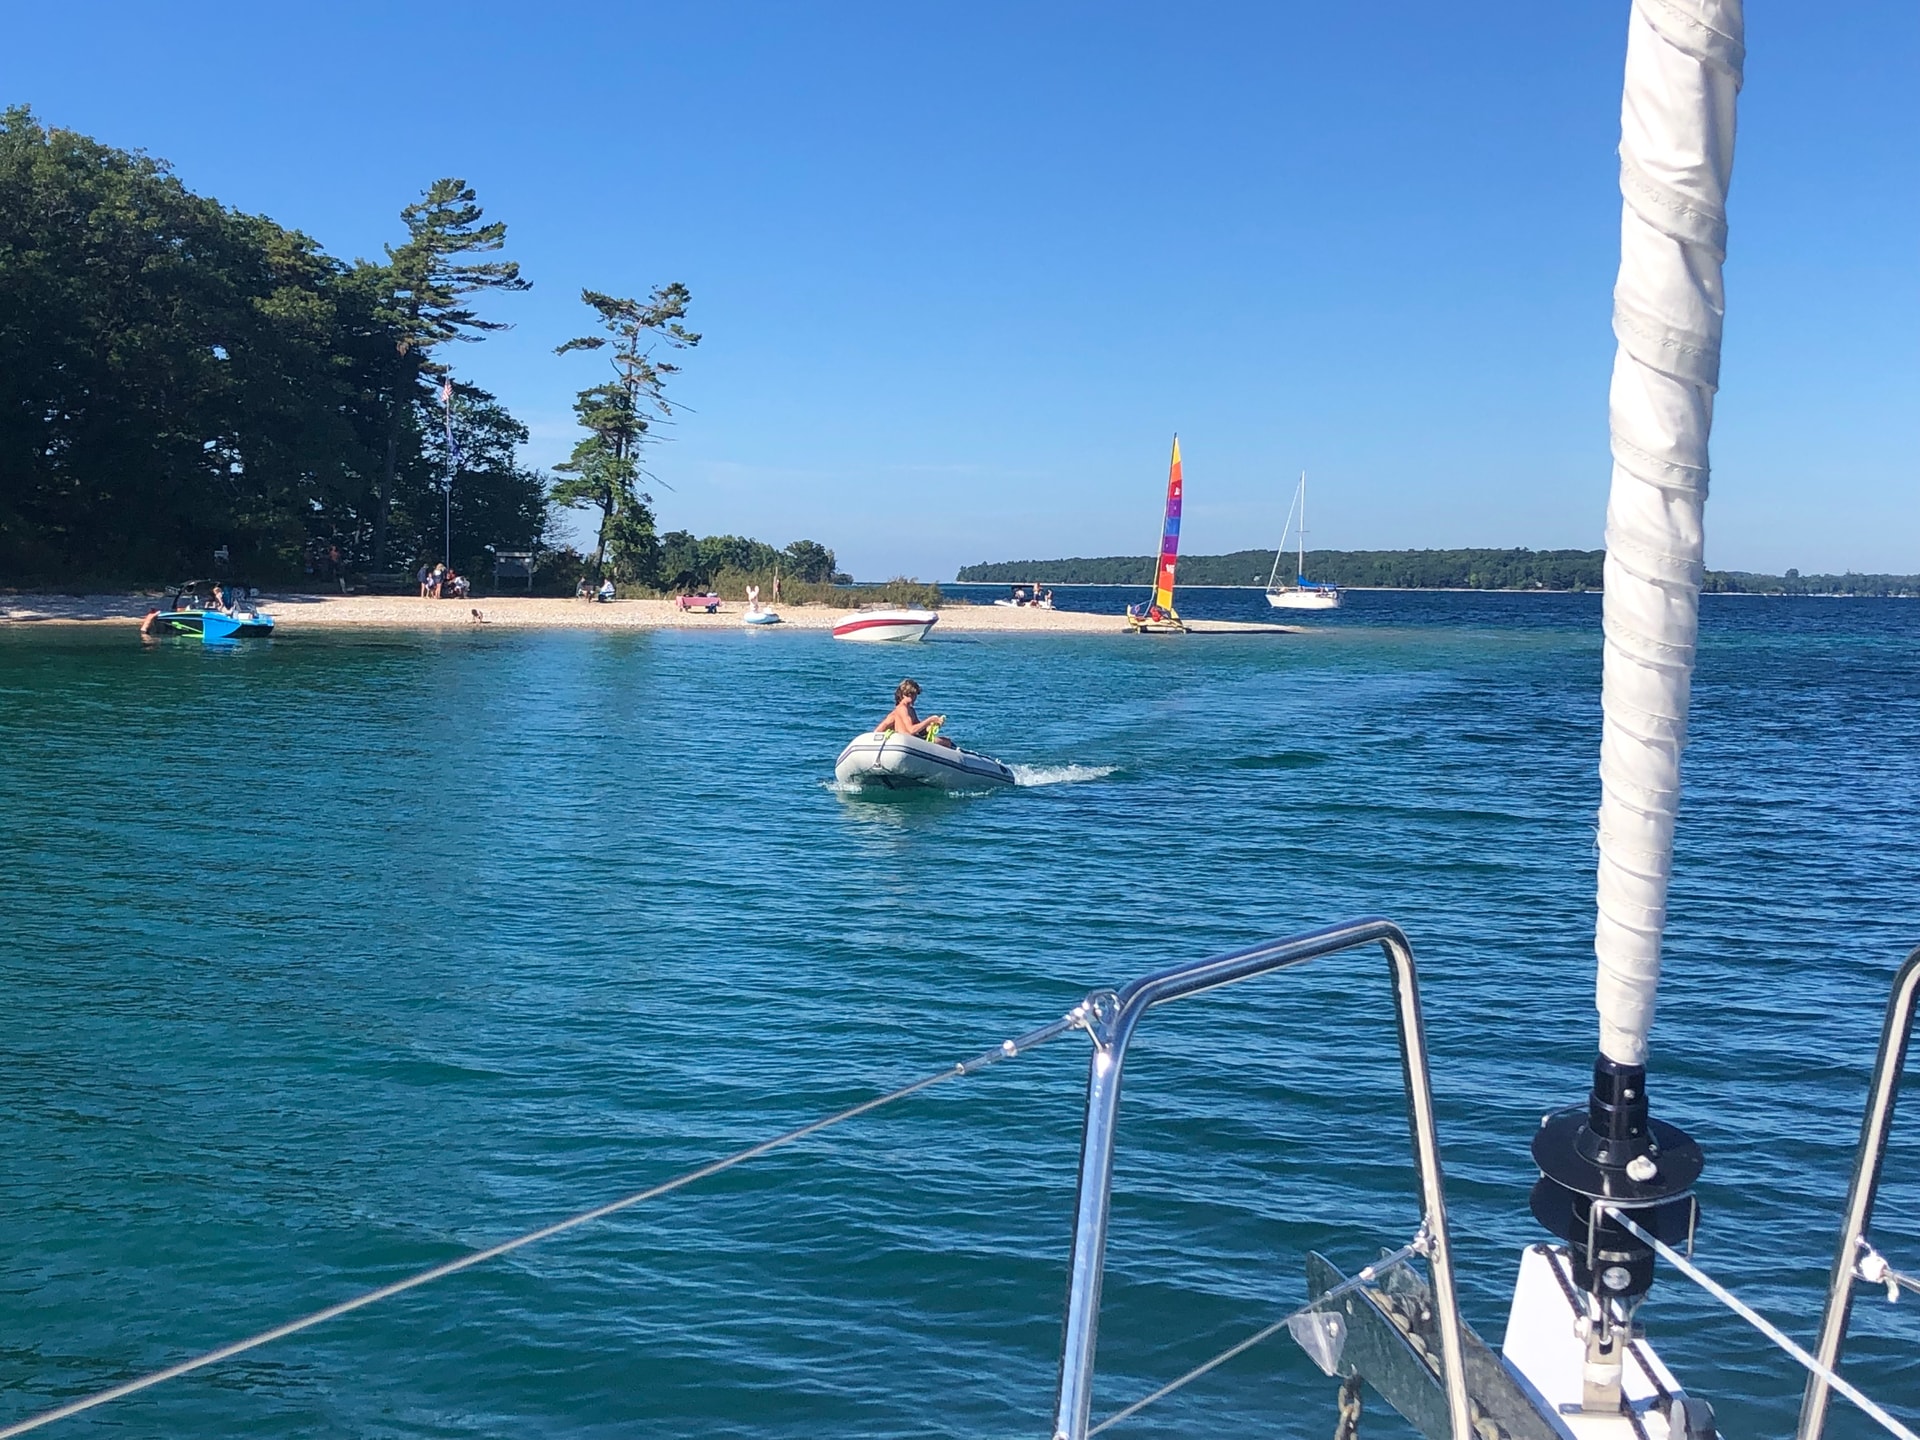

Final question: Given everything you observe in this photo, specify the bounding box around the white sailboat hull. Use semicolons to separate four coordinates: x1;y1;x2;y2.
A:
1266;588;1341;610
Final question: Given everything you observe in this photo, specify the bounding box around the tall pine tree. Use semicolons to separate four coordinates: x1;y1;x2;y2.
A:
370;179;528;566
550;285;698;584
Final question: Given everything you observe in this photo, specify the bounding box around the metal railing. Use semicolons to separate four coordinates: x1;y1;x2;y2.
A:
1049;917;1472;1440
1800;945;1920;1440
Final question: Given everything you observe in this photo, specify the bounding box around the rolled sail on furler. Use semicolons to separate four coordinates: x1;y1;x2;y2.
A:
1595;0;1744;1066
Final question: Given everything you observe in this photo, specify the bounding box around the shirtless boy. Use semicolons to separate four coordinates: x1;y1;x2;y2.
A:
875;678;955;748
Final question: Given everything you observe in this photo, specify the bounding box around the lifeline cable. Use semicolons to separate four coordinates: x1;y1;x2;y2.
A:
0;1009;1089;1439
1087;1231;1427;1435
1611;1212;1918;1440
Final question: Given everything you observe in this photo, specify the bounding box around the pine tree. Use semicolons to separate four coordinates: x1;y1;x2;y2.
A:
370;179;528;567
550;285;698;584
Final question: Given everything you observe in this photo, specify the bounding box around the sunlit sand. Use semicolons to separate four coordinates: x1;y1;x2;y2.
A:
2;593;1302;635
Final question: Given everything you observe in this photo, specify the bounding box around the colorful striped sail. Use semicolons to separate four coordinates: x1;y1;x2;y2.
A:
1152;436;1182;615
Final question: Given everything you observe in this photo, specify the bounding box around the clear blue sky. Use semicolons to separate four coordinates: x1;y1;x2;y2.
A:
7;3;1914;579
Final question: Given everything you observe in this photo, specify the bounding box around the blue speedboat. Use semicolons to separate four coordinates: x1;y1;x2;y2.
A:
200;608;274;641
146;581;274;641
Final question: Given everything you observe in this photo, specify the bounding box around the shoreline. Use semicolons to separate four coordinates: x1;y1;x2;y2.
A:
952;582;1907;597
0;592;1303;636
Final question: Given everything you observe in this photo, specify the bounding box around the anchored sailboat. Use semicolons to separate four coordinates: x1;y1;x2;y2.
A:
1265;471;1342;610
1125;436;1188;634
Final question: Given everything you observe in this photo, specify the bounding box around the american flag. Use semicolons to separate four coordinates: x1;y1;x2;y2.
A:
440;380;462;469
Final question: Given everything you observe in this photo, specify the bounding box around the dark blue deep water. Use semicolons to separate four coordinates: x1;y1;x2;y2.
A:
1;591;1915;1437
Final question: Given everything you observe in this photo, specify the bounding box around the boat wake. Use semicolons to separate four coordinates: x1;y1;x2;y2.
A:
1009;763;1118;788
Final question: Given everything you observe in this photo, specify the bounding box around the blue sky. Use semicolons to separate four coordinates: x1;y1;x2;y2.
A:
7;3;1915;579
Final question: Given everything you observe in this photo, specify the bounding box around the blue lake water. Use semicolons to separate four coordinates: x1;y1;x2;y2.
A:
1;591;1916;1438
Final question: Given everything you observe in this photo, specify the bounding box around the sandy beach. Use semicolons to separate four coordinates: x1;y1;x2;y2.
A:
1;592;1302;636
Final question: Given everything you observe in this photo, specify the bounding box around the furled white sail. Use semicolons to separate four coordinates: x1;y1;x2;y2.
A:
1594;0;1744;1067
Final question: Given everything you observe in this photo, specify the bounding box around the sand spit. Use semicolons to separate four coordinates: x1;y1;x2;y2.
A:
1;592;1303;636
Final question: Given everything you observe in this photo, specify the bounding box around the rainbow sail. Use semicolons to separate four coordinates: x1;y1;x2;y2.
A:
1152;436;1182;616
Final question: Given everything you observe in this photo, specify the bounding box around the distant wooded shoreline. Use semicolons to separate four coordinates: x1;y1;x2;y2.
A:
955;549;1920;597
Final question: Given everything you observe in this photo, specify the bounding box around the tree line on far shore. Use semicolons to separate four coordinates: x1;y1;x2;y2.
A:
0;107;840;593
957;548;1920;597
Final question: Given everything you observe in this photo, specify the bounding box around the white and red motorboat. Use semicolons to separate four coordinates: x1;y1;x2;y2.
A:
830;608;937;642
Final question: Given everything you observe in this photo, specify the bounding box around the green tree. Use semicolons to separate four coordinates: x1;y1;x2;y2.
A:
0;106;383;579
370;179;528;567
658;530;702;591
393;383;549;576
0;112;558;584
550;284;698;583
782;539;837;583
698;534;781;576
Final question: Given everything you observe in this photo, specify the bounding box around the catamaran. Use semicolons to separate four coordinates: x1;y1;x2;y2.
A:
1124;436;1187;634
1265;471;1342;610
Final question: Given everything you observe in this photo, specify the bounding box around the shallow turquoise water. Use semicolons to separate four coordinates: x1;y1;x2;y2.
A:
1;593;1916;1438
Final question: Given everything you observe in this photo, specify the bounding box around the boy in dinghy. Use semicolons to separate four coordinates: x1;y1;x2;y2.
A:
876;679;955;748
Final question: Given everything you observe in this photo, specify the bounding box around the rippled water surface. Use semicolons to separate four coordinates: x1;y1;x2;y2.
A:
2;591;1916;1438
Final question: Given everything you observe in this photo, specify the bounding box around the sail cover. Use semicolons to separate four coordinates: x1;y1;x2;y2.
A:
1594;0;1744;1066
1153;437;1182;613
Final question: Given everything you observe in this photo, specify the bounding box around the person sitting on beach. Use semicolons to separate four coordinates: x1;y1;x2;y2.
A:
597;578;616;602
875;678;954;748
575;577;592;601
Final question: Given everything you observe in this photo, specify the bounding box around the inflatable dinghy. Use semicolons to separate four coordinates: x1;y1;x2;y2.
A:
834;731;1015;791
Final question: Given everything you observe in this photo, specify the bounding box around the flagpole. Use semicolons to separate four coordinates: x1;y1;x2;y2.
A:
439;380;458;568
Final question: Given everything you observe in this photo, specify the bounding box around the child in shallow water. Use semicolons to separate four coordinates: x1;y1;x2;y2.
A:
875;678;954;747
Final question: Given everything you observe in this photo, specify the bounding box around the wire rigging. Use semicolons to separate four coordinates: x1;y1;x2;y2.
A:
1087;1232;1427;1435
0;1009;1090;1440
1610;1212;1919;1440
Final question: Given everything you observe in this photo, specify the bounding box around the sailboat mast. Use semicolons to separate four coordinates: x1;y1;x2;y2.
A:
1265;478;1298;592
1298;471;1307;584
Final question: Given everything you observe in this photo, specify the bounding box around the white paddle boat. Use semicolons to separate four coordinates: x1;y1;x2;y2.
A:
834;731;1015;791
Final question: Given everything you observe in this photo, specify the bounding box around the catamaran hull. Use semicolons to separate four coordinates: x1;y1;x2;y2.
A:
1266;589;1341;610
831;610;938;642
834;733;1015;791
